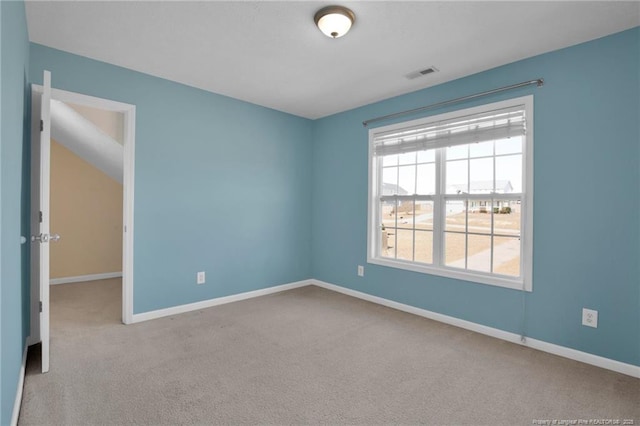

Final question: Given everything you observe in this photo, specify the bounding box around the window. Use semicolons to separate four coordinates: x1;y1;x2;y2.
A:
367;96;533;291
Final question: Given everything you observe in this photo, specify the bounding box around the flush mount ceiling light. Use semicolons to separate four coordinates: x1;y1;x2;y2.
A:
314;5;356;38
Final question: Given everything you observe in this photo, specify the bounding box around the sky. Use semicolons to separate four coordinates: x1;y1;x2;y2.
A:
382;136;523;195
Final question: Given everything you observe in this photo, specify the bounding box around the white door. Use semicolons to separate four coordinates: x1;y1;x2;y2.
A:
31;70;55;373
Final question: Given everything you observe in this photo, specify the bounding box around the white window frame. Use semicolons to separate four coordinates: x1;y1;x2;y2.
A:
367;95;533;291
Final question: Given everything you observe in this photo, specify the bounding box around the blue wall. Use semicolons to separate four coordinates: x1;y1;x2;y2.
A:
29;44;313;314
311;28;640;366
2;16;637;426
0;1;31;424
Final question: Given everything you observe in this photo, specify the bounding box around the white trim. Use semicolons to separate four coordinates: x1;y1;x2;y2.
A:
522;95;534;292
367;257;527;291
122;106;135;325
310;279;640;378
10;340;29;426
32;85;135;111
49;272;123;285
31;84;135;328
130;280;313;323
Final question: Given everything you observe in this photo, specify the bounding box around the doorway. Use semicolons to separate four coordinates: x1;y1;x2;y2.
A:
29;86;136;355
50;100;124;332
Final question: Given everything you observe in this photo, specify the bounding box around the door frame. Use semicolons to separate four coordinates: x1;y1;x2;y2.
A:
29;85;136;338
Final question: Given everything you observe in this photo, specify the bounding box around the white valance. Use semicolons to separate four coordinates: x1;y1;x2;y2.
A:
373;105;526;157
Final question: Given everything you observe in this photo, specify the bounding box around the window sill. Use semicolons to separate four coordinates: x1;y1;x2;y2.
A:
367;256;531;292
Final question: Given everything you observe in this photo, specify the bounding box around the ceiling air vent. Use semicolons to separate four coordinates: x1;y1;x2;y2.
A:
406;66;439;80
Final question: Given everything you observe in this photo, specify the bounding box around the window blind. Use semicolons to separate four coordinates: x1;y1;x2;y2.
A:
373;105;526;157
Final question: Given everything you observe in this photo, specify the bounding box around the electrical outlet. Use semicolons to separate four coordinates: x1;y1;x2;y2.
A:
197;271;206;285
582;308;598;328
357;265;364;277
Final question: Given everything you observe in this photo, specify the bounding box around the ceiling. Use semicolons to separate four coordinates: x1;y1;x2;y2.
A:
25;1;640;119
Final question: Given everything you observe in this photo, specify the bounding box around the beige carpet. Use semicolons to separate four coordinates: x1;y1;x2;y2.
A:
19;279;640;425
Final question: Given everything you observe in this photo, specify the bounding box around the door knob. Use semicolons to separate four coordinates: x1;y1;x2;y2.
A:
31;233;61;243
31;233;49;243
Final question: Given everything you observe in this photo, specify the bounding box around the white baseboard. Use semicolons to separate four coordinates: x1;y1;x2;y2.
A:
131;279;313;323
11;339;29;426
50;272;122;285
310;279;640;379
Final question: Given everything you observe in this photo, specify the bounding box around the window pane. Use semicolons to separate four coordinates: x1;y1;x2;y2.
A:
383;154;399;167
493;236;520;277
495;136;522;155
382;167;398;195
467;200;492;234
381;198;399;259
415;231;433;264
396;199;414;229
445;201;466;232
493;200;520;236
466;234;492;273
396;229;414;261
381;227;396;259
381;199;398;230
415;201;433;230
416;163;435;195
398;151;416;165
470;141;493;158
398;165;416;195
495;154;522;193
447;144;468;160
446;159;468;194
445;232;466;268
417;149;435;163
469;158;493;192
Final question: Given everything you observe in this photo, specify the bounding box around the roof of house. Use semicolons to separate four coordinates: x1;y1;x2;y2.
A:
447;180;514;194
382;183;409;196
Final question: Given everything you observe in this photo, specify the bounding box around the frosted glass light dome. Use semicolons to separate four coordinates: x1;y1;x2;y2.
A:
314;6;356;38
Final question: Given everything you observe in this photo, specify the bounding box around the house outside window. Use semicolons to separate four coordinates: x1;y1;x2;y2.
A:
367;96;533;291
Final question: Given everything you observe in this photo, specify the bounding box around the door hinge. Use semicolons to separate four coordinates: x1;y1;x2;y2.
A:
39;301;43;313
39;211;43;223
40;120;43;132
